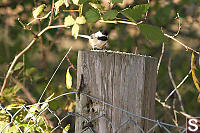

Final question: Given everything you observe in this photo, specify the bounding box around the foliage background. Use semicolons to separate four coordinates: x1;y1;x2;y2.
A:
0;0;200;131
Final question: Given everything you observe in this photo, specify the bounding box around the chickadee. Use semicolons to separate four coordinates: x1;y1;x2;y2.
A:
78;30;108;50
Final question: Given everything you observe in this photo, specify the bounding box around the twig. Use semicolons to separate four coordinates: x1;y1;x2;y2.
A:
164;33;200;55
155;97;191;118
99;19;137;25
166;57;185;112
66;56;77;72
165;69;191;102
48;0;55;26
1;25;69;95
1;38;37;95
18;18;37;37
173;110;178;127
38;47;72;103
157;43;165;74
173;13;181;37
27;11;51;26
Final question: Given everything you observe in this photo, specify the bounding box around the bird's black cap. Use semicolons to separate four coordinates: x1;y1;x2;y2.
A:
100;30;108;36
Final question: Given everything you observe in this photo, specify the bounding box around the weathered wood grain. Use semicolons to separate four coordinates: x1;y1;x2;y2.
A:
75;50;157;133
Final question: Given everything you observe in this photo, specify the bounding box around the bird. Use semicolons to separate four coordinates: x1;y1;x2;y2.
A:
78;30;108;50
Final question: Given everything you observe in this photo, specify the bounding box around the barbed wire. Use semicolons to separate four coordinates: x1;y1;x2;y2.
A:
0;91;186;133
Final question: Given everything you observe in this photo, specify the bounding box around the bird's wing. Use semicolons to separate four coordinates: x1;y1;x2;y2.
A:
78;34;91;39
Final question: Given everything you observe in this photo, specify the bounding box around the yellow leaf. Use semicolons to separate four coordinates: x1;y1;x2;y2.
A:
66;67;72;89
62;124;70;133
64;0;69;7
64;15;75;26
55;0;64;16
33;4;46;18
72;23;79;39
198;94;200;103
72;0;79;5
76;16;86;25
191;52;200;91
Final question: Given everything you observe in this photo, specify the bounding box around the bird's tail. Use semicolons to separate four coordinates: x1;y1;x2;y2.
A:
78;34;90;39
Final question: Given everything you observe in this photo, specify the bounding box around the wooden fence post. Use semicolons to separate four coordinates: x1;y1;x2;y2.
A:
75;50;157;133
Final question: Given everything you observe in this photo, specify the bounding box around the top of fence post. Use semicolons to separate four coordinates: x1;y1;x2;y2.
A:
76;50;157;133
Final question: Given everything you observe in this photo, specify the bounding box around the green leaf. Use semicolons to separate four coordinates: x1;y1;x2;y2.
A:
32;4;46;18
13;62;23;71
85;9;100;23
72;23;79;39
138;24;167;44
76;16;86;24
112;0;123;4
55;0;64;16
64;15;75;26
103;10;118;20
121;4;150;21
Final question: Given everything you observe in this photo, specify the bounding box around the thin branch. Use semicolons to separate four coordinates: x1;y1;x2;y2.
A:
164;33;200;55
38;47;72;103
48;0;55;26
18;18;37;37
173;13;181;37
165;69;191;102
27;11;51;26
173;110;178;127
66;56;77;72
155;97;191;118
1;25;69;95
166;57;185;112
157;43;165;74
99;19;137;25
1;38;37;95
